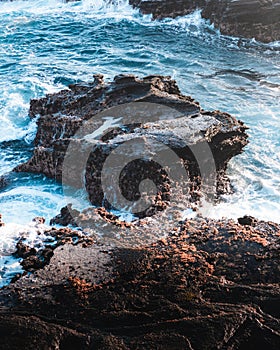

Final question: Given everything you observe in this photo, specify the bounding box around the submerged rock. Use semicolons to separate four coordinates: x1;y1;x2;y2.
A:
129;0;280;43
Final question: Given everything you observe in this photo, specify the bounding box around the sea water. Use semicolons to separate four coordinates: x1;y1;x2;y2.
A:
0;0;279;285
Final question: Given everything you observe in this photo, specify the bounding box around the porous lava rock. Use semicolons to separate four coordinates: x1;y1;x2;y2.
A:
15;75;248;217
0;217;279;349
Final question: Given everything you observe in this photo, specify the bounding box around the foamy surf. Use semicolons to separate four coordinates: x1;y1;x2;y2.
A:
0;0;135;17
0;220;55;287
0;183;67;225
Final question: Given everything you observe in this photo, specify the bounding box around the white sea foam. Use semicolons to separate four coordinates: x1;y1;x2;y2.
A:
0;185;67;224
0;0;135;17
0;220;56;287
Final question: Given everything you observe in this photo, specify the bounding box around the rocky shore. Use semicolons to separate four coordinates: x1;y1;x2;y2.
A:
0;214;279;349
0;75;279;348
129;0;280;43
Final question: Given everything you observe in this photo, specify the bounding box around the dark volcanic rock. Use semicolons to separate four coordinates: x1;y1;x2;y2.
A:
14;240;37;259
238;215;257;226
0;217;279;349
130;0;206;19
50;204;79;226
13;225;95;273
15;74;200;180
0;175;7;191
129;0;280;43
203;0;280;43
15;75;248;217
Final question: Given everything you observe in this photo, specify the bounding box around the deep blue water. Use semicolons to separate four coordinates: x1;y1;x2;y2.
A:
0;0;279;285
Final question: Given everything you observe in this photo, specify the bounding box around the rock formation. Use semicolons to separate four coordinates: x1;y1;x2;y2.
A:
129;0;280;43
15;74;248;217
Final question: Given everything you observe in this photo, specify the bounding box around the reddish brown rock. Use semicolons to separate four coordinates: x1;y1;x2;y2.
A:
0;217;279;349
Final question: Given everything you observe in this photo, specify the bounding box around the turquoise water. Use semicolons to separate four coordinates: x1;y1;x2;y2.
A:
0;0;279;227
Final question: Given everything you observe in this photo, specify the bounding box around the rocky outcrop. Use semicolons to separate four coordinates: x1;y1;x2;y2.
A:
0;216;279;349
15;74;248;217
129;0;280;43
2;73;279;348
9;74;280;348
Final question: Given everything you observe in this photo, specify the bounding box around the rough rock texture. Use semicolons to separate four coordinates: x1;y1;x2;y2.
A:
129;0;280;42
13;226;95;274
7;74;278;348
130;0;206;19
0;216;279;349
15;75;248;216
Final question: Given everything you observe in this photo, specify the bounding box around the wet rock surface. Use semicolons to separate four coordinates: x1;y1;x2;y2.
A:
0;217;279;349
129;0;280;43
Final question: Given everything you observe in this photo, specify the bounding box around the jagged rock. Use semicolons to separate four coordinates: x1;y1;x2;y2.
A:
203;0;280;43
21;255;45;270
129;0;280;43
14;240;37;259
32;216;46;225
12;225;95;273
129;0;206;19
50;204;79;226
0;217;279;349
15;75;248;217
8;74;277;348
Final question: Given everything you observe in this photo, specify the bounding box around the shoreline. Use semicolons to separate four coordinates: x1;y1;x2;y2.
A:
0;74;279;348
0;3;279;347
0;213;279;348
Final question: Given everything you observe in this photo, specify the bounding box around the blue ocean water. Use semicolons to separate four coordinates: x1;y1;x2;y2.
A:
0;0;279;284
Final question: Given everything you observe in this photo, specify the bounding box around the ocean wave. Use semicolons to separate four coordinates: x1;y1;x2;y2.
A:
1;0;279;52
0;0;135;17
